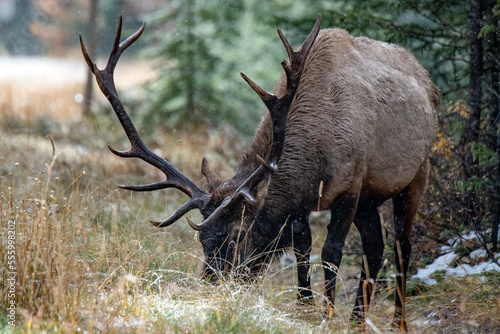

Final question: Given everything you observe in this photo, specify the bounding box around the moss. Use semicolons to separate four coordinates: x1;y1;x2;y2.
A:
454;242;475;258
472;270;500;301
406;277;429;296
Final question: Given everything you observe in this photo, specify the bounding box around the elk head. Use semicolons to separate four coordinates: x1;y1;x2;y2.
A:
80;15;321;280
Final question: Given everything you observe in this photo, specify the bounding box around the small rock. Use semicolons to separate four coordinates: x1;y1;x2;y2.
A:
469;249;487;263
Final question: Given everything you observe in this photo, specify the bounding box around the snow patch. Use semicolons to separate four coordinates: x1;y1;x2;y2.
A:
469;248;487;262
413;249;499;285
0;56;86;84
413;229;499;284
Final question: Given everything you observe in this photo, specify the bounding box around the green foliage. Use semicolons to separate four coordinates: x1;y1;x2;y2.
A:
144;0;225;128
140;0;473;136
142;0;279;133
455;241;476;257
471;142;497;168
267;0;469;105
431;270;447;284
471;270;500;301
406;277;429;296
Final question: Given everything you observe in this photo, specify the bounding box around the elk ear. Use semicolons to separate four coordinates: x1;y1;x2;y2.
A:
201;158;222;192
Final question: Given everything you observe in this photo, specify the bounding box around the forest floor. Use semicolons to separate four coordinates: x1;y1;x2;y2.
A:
0;57;499;333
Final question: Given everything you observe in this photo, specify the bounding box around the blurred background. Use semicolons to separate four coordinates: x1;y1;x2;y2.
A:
0;0;482;131
0;1;499;331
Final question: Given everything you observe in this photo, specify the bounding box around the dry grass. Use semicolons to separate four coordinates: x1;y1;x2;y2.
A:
1;73;499;333
0;80;83;122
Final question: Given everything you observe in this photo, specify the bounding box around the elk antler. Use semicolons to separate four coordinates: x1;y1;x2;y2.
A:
80;17;208;227
241;13;321;184
188;14;322;230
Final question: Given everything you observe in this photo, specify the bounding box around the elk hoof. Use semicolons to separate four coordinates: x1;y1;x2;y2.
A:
321;303;336;319
297;295;315;307
391;318;408;332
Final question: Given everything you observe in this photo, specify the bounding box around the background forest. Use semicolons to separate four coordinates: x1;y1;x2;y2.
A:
1;0;499;333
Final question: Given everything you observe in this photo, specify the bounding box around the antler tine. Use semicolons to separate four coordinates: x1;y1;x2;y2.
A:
108;16;124;73
106;17;146;87
188;168;266;231
277;29;295;64
240;72;279;111
281;14;321;94
81;17;208;227
79;36;95;75
186;217;205;232
117;181;189;193
159;16;321;232
298;14;322;58
279;14;321;74
149;197;206;228
236;15;321;201
184;196;234;231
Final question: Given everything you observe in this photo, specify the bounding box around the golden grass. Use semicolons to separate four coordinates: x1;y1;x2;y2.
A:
1;78;499;333
0;80;83;122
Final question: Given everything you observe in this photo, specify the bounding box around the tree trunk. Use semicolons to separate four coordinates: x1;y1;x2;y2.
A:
486;0;500;251
463;0;485;230
466;0;484;147
493;120;500;251
83;0;99;116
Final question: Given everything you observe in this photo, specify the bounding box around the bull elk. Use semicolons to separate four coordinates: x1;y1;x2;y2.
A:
80;15;439;330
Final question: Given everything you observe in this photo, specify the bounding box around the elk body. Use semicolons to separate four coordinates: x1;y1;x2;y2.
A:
81;15;438;331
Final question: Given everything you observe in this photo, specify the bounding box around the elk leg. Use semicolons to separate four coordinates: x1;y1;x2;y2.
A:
392;160;430;331
292;216;313;303
322;191;360;312
351;199;384;323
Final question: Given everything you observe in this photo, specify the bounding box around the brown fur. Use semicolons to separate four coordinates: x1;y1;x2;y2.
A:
220;28;438;330
239;28;437;212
